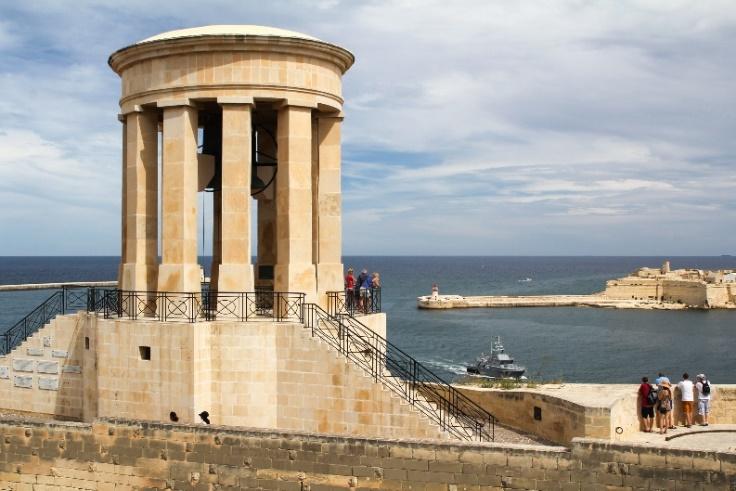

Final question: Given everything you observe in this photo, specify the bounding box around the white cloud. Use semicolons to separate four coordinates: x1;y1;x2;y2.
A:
0;0;734;254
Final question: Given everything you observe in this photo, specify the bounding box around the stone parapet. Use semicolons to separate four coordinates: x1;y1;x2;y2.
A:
0;417;734;489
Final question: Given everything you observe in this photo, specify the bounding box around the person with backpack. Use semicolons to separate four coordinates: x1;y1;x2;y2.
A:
657;380;674;434
696;374;712;426
638;376;656;432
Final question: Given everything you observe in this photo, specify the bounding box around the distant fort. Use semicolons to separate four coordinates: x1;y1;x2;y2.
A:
418;261;736;310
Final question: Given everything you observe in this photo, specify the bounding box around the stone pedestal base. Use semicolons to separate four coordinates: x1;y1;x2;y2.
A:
157;263;201;293
316;262;344;309
214;263;254;292
119;263;157;291
275;263;317;305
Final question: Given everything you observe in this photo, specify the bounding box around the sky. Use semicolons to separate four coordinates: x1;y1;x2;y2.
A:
0;0;734;256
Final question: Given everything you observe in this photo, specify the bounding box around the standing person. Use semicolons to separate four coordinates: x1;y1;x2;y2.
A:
370;272;381;313
696;374;712;426
344;268;356;311
655;372;670;385
638;376;656;433
356;269;369;311
677;373;695;428
657;381;674;434
359;270;372;313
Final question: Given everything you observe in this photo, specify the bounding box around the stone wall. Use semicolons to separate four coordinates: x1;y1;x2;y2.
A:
1;417;734;490
1;313;443;441
661;279;708;306
449;384;736;446
0;313;85;420
604;278;660;300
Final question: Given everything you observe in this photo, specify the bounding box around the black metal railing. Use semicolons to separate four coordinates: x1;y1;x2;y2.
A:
102;289;304;323
303;303;495;442
0;286;101;356
327;287;381;317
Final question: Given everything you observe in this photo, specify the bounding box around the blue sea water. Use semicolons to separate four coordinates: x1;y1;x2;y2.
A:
1;256;735;383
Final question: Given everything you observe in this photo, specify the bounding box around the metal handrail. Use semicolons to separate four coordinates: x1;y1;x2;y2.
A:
303;303;495;442
0;286;96;356
327;287;381;316
101;289;305;323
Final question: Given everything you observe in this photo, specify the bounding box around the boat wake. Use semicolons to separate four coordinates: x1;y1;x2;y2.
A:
419;358;467;375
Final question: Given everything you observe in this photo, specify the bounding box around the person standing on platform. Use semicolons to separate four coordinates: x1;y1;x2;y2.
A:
344;268;356;311
657;381;674;434
356;268;369;311
696;374;713;426
638;376;656;432
677;373;695;428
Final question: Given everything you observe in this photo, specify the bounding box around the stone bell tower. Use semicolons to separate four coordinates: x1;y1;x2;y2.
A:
109;25;354;305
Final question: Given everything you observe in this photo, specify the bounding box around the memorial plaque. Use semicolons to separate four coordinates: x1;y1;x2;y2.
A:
0;366;9;379
43;336;53;347
13;375;32;388
62;365;82;374
52;350;68;358
38;377;59;391
12;359;35;373
37;361;59;374
27;348;44;357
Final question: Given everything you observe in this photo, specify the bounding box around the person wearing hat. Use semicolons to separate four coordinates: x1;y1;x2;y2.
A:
695;374;712;426
656;380;674;434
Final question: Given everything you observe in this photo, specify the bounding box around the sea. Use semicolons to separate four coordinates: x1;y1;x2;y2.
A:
1;256;735;384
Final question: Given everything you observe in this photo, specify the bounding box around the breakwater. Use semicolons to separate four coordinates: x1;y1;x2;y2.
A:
417;294;689;310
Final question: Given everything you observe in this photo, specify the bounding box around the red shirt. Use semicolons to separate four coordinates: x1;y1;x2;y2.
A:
345;274;355;289
638;383;653;407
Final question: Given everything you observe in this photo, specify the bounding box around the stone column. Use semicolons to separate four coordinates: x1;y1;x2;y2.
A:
120;109;158;292
117;115;127;286
274;104;317;303
314;115;344;306
214;99;254;292
157;102;200;293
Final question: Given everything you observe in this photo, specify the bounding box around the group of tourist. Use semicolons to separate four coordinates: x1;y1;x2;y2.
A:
638;372;713;434
344;267;381;312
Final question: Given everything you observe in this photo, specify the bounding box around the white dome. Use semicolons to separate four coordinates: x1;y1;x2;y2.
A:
138;25;320;44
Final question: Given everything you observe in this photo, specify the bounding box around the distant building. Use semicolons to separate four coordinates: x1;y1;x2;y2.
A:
604;261;736;308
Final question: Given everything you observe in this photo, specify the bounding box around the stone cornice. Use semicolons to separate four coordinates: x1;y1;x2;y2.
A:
109;35;354;75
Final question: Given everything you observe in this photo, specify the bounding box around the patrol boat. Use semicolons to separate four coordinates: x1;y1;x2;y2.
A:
466;336;526;378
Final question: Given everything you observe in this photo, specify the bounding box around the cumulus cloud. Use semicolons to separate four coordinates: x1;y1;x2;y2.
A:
0;0;734;255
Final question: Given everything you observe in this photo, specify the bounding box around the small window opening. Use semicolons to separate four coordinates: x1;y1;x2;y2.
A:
534;406;542;421
85;337;90;350
139;346;151;360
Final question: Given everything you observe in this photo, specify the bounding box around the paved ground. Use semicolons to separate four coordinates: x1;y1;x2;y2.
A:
491;423;557;446
626;424;736;452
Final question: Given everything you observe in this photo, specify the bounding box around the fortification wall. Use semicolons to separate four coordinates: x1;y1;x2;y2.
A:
662;280;708;306
1;313;443;441
1;418;734;490
706;283;736;307
604;278;660;300
450;384;736;446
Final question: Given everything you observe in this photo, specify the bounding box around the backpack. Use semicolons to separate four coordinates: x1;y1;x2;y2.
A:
702;380;711;395
646;385;658;406
658;388;672;411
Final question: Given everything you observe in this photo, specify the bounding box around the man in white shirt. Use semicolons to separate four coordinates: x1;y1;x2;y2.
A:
677;373;695;428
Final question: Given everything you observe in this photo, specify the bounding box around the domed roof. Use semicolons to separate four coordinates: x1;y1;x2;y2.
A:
137;25;320;44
